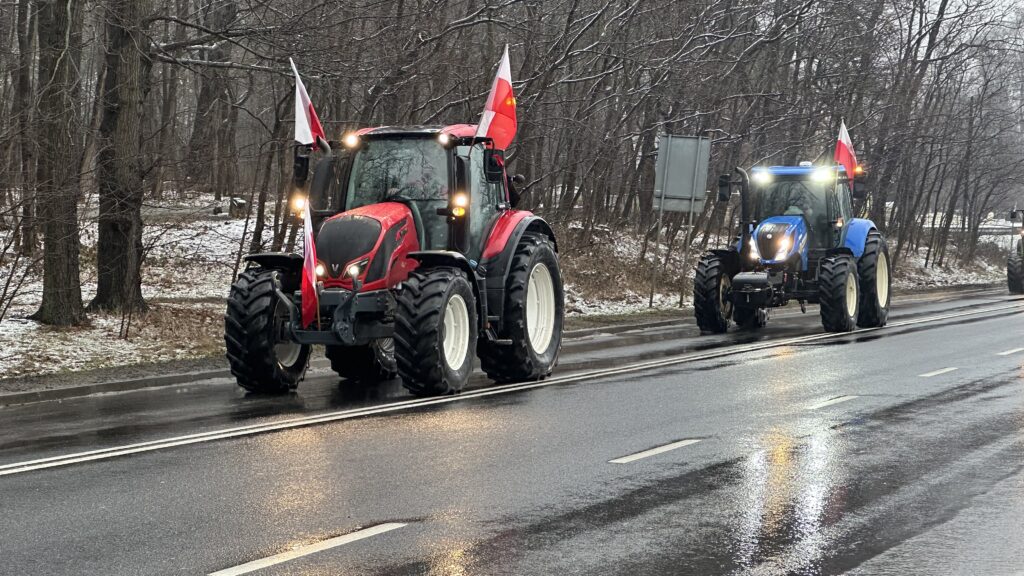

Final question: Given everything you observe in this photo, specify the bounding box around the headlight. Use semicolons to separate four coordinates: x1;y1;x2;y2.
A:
438;132;451;146
291;195;307;212
811;167;833;182
451;192;469;217
774;236;792;261
343;133;360;148
347;258;369;279
752;171;772;185
315;263;326;278
748;236;760;260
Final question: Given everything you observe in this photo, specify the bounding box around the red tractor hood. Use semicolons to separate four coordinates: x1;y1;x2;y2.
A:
315;202;420;291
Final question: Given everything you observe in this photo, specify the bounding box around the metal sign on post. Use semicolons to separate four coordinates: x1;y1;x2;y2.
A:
649;133;712;307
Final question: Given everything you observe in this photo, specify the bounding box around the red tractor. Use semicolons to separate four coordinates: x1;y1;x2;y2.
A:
225;125;564;396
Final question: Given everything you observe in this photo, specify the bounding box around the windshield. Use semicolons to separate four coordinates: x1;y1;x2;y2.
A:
752;178;830;232
345;138;450;210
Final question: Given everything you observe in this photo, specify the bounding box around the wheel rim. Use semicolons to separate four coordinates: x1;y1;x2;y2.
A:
526;263;556;354
845;271;858;318
720;275;734;320
876;252;889;307
443;294;471;369
273;304;301;368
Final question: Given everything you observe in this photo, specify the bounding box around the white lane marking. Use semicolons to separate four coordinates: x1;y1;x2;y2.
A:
805;395;859;410
609;439;702;464
996;347;1024;356
208;523;406;576
919;367;959;378
1;301;1021;477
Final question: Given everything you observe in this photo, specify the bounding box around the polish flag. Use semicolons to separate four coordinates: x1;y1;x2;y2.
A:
834;120;858;179
300;201;319;328
476;45;517;150
291;58;322;327
290;58;326;148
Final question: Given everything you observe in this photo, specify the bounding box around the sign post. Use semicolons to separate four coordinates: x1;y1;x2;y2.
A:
648;134;711;307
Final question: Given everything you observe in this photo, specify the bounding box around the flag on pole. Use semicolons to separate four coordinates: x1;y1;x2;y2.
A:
834;120;858;179
291;58;322;327
475;45;517;150
290;58;326;148
300;201;319;328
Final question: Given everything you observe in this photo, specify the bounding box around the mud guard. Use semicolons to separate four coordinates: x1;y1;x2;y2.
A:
242;252;303;290
840;218;877;258
479;213;558;329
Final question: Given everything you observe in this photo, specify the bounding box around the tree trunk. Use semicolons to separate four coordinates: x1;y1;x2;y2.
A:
89;0;152;313
31;0;85;326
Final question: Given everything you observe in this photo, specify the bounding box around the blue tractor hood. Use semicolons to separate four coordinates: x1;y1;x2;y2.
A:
751;215;808;266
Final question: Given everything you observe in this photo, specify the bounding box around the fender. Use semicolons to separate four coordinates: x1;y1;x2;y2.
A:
243;252;303;290
707;249;741;276
479;212;558;327
841;218;877;258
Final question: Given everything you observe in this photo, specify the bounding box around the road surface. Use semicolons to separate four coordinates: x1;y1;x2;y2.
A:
0;288;1021;575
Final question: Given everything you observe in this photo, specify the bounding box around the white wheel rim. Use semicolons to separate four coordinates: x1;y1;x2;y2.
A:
845;271;858;318
527;263;556;354
443;294;470;369
876;252;889;307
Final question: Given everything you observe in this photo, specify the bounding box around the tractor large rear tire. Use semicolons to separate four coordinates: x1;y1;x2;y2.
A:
225;269;310;393
694;253;734;334
819;255;860;333
1009;251;1023;294
479;235;564;383
325;339;397;383
857;231;891;327
395;267;477;397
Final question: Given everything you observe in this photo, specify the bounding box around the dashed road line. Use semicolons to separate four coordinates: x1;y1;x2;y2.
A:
806;395;859;410
919;367;959;378
208;523;407;576
996;347;1024;356
609;439;702;464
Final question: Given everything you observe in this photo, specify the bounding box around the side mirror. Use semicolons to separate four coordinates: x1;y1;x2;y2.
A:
717;174;732;202
512;174;526;186
293;145;310;187
852;184;868;200
483;149;505;183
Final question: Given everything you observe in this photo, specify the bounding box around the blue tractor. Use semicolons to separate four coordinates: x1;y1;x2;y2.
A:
694;162;891;333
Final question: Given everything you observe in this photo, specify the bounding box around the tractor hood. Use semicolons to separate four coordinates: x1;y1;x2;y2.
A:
752;215;807;264
316;202;420;291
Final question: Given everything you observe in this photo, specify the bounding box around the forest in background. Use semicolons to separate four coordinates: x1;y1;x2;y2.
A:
1;0;1023;326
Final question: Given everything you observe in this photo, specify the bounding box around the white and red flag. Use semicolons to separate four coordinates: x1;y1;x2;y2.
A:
300;198;319;328
291;58;322;327
290;58;326;148
475;45;517;150
834;120;858;178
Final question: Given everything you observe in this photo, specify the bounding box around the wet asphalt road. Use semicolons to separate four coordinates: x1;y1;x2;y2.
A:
0;288;1022;575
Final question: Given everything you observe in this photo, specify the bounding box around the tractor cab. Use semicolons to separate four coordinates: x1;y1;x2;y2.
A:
306;126;509;263
747;165;858;265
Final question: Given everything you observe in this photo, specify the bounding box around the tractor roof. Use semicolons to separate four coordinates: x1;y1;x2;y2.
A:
354;124;478;138
753;165;848;176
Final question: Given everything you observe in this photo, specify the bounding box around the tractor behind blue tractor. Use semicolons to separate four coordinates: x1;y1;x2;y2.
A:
694;162;891;333
1009;209;1023;294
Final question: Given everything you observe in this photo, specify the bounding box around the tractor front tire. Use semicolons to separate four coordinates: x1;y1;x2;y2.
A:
326;338;398;383
479;234;564;383
857;231;891;327
694;253;734;334
395;267;477;397
1009;251;1023;294
225;269;310;393
819;255;860;332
